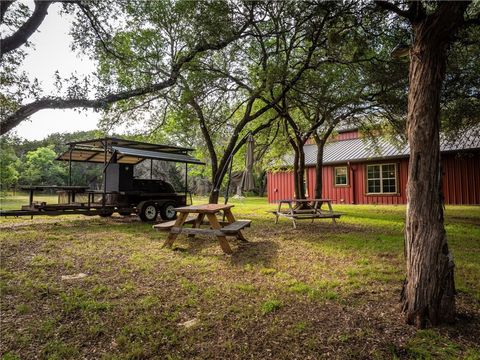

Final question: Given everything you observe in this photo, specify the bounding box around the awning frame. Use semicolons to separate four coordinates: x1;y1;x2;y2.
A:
55;137;204;203
56;137;204;165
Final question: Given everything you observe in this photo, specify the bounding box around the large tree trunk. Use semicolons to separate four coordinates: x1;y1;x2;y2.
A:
292;147;301;199
313;136;325;199
288;137;307;201
402;16;458;328
313;124;335;199
297;144;307;200
209;187;220;204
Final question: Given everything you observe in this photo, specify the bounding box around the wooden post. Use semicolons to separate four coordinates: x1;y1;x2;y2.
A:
163;212;189;248
102;139;107;207
68;146;73;186
206;213;233;254
185;162;188;204
224;208;246;241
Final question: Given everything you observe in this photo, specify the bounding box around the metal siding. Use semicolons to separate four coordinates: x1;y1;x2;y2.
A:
307;167;315;199
335;130;359;141
454;157;461;204
267;152;479;204
441;153;480;205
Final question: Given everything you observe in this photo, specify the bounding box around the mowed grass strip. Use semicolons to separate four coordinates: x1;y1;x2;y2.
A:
0;196;479;359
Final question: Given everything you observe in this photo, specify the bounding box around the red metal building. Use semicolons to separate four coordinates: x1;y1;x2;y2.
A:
267;128;480;205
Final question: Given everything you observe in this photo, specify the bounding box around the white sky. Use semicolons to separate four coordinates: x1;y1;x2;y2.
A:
12;2;101;140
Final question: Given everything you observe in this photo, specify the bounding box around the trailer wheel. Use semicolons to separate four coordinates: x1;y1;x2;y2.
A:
160;202;177;221
138;201;158;222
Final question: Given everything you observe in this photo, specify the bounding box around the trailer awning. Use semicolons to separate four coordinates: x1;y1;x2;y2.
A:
56;137;204;165
112;146;205;164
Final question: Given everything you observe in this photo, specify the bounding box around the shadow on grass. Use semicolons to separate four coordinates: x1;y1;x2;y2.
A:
230;240;279;268
169;236;280;268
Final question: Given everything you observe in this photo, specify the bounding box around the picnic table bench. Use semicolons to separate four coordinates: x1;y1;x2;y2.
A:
153;204;251;254
272;198;341;229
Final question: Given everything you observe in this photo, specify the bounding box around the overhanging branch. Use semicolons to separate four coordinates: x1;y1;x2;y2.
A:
1;0;55;57
374;1;412;20
1;15;254;135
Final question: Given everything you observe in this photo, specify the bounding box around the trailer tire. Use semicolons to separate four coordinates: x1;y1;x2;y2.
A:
160;201;177;221
138;201;158;222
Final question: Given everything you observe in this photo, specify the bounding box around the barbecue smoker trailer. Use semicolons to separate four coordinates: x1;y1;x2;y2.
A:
0;137;204;222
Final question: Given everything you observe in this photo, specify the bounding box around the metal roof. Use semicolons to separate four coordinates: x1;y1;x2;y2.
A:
285;129;480;166
111;146;205;165
65;137;193;152
56;137;203;165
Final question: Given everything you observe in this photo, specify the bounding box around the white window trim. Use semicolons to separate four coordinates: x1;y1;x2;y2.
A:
366;163;398;194
334;166;349;187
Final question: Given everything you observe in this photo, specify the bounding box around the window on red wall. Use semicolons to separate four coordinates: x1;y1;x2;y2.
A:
366;163;397;194
334;166;348;186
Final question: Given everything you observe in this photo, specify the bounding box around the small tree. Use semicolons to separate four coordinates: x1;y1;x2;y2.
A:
0;138;20;192
19;146;66;185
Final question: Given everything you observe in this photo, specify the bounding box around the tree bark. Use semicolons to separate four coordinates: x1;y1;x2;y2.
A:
313;124;334;199
401;3;469;328
313;135;325;199
209;187;220;204
297;143;307;200
288;137;306;201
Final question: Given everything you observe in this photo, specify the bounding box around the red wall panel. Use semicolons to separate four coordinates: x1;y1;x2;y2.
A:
333;130;359;141
267;171;296;202
442;153;480;205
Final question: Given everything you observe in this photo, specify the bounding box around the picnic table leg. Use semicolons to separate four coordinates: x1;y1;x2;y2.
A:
188;213;205;239
206;213;233;254
326;201;337;225
163;212;189;249
223;208;247;242
312;200;320;223
288;202;297;229
275;202;283;224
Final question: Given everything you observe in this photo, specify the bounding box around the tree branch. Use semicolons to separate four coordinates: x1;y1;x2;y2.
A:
1;16;254;135
0;1;14;23
374;1;411;19
1;0;54;57
188;93;218;181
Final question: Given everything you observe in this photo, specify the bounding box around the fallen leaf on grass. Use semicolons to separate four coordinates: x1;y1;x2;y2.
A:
61;273;88;280
178;318;199;328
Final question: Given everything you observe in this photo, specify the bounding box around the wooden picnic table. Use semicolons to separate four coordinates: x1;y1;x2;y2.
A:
153;204;251;254
273;198;341;229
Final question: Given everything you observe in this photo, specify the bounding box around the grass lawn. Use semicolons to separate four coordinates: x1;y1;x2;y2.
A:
1;195;479;359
